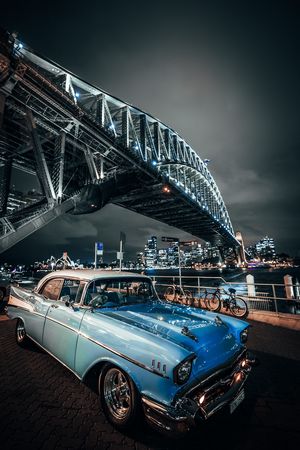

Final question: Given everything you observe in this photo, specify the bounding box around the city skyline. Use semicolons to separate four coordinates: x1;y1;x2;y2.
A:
1;0;300;262
1;232;292;269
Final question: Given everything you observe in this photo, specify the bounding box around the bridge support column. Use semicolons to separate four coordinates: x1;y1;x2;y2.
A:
96;94;105;127
153;122;160;160
52;131;66;202
0;157;12;217
122;106;129;148
140;115;147;160
26;109;56;202
0;93;11;218
84;147;100;181
0;92;6;129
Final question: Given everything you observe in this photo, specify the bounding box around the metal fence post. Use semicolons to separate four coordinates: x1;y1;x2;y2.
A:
284;274;294;299
272;284;278;315
197;277;200;296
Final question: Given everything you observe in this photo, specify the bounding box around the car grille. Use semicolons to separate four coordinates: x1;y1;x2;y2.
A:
185;349;247;406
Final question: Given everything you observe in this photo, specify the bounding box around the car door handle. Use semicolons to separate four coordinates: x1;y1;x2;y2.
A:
50;304;59;309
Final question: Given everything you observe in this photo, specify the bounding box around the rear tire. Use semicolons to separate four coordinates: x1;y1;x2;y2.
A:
99;363;142;431
229;297;248;318
164;286;175;302
15;319;30;347
208;294;221;312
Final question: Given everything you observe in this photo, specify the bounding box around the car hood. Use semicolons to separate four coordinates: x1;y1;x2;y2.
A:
98;302;241;368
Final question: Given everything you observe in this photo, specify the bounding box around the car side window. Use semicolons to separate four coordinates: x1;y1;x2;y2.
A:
60;279;80;302
40;279;64;301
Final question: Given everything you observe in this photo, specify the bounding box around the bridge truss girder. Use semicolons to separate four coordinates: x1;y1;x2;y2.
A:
0;30;239;254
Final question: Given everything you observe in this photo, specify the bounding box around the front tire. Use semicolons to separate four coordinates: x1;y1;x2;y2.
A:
229;297;249;318
15;319;30;347
99;363;142;430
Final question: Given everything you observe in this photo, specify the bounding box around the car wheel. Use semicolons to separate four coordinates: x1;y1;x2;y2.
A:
99;363;142;430
15;318;30;347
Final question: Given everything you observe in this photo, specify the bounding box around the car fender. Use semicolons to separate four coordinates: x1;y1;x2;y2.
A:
82;356;143;392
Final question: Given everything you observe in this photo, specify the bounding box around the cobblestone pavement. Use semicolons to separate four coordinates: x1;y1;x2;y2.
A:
0;316;299;450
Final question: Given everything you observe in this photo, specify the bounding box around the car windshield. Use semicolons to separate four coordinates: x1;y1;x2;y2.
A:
84;277;158;308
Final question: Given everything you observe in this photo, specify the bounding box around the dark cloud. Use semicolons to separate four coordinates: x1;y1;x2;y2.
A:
1;0;300;262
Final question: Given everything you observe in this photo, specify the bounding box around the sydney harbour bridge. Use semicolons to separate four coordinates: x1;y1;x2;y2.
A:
0;29;240;256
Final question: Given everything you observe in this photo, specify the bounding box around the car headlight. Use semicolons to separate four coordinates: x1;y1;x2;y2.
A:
240;328;249;344
174;357;194;385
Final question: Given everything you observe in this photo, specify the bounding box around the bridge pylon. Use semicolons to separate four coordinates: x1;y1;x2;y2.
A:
235;231;247;265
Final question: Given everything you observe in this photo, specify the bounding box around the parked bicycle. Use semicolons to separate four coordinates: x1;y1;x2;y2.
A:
164;284;193;305
206;287;249;318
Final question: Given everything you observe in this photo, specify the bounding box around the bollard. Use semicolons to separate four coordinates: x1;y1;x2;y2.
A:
295;279;300;300
284;274;294;299
246;274;256;297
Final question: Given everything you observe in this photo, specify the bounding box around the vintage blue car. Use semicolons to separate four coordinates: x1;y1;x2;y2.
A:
7;270;255;434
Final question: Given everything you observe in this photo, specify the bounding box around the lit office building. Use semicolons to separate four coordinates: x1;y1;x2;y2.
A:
144;236;158;266
255;236;276;260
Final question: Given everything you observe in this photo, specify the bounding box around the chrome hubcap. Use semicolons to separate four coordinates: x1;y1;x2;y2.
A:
103;368;131;420
16;321;25;342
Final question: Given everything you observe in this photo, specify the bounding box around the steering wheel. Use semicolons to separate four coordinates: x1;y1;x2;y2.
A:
90;293;109;307
137;286;149;297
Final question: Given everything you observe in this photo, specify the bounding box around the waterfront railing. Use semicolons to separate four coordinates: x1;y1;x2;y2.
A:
149;275;300;316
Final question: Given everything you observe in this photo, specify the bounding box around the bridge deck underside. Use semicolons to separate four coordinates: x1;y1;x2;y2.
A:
113;183;237;247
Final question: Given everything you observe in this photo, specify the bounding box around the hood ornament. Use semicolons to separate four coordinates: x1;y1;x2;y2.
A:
181;326;198;342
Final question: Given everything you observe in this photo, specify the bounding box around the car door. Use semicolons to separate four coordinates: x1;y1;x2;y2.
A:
26;278;64;344
43;278;86;371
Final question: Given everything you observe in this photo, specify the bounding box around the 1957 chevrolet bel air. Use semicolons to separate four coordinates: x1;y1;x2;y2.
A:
7;270;255;434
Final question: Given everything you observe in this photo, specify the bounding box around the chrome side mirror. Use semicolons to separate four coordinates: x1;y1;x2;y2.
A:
62;296;78;310
61;294;71;306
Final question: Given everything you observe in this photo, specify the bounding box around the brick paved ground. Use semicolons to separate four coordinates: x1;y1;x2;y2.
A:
0;316;299;450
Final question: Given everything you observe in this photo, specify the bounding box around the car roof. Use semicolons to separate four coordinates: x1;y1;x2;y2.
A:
38;269;149;284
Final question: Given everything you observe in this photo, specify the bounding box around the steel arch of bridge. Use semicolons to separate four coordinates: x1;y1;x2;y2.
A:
0;30;239;253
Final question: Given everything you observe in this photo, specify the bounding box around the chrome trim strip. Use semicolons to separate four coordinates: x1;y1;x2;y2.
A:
8;302;45;318
33;311;45;318
79;331;169;379
7;304;30;313
45;315;78;333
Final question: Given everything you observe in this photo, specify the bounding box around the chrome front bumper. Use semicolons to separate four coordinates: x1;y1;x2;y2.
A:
142;351;257;434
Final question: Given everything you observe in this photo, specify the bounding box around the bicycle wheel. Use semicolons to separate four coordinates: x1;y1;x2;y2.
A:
207;293;221;312
198;291;209;309
164;286;175;302
229;297;248;318
184;290;193;306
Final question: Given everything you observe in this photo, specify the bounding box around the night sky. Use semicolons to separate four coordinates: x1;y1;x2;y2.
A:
1;0;300;263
